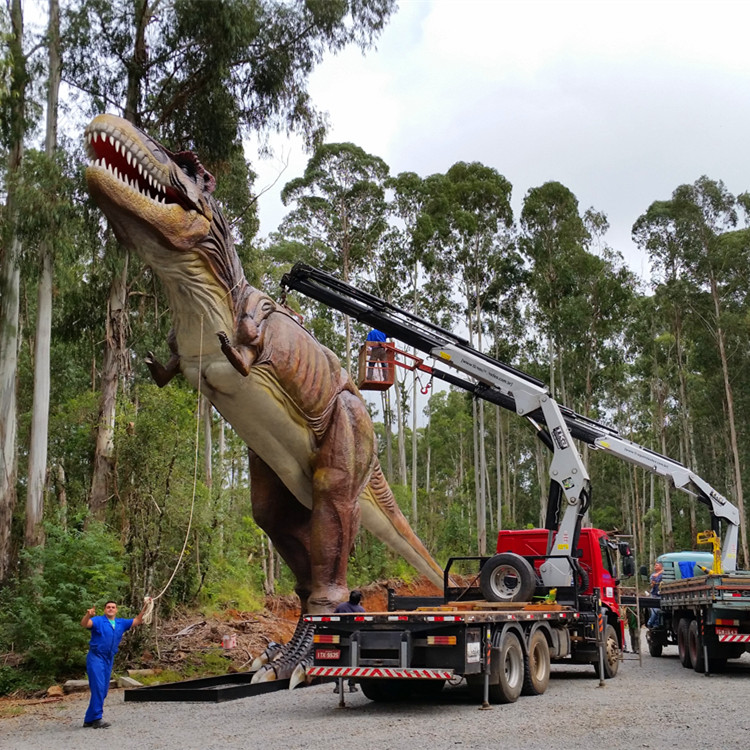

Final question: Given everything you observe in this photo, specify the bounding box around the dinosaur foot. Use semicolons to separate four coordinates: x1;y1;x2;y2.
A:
250;618;315;689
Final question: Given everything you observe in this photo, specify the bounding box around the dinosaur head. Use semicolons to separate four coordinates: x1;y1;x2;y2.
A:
85;114;215;255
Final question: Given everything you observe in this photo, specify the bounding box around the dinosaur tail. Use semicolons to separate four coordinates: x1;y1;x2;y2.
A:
358;460;444;590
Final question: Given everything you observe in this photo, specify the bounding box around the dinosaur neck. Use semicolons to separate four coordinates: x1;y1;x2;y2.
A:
152;248;239;358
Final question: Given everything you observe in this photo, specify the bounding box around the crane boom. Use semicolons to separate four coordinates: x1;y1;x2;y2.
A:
281;262;740;573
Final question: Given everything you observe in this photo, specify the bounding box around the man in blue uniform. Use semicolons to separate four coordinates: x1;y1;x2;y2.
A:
81;598;150;728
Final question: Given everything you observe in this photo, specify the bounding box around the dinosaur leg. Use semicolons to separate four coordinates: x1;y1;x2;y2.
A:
248;449;312;610
247;450;316;684
307;390;374;614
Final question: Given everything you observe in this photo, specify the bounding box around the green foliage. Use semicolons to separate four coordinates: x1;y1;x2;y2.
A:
0;524;128;687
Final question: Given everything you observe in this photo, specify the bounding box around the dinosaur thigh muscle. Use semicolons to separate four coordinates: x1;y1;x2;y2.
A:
249;450;312;612
306;390;375;613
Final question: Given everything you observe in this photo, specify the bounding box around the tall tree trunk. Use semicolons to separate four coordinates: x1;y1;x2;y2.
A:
0;0;27;580
25;0;62;549
393;375;407;485
495;405;502;531
89;256;130;518
217;418;225;555
710;276;748;567
411;376;418;525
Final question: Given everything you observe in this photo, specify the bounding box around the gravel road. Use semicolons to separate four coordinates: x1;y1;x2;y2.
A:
3;634;750;750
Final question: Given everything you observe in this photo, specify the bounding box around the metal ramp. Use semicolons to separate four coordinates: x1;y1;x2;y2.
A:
123;673;308;703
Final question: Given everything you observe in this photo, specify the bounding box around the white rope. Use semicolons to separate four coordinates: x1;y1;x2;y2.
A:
141;316;205;626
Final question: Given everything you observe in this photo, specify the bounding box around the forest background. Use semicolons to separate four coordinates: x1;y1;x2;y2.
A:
2;0;750;692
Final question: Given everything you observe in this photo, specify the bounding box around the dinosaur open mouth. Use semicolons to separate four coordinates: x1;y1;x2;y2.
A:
85;125;197;213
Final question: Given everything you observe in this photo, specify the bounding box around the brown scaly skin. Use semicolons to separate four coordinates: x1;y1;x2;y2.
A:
84;115;444;684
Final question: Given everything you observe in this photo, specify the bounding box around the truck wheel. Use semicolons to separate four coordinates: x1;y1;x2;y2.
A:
360;679;411;702
594;623;620;679
490;632;524;703
688;619;705;673
522;630;550;696
647;633;662;657
480;553;536;602
677;618;693;669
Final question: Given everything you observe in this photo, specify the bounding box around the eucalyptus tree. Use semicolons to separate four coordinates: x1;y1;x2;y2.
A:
379;172;456;516
280;142;390;372
519;181;590;402
635;177;749;566
421;162;514;554
24;0;62;550
0;0;30;580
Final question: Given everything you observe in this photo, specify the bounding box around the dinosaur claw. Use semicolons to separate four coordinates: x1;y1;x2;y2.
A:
250;665;277;684
289;661;310;690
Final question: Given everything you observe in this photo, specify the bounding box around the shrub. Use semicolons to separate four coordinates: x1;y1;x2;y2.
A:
0;522;129;689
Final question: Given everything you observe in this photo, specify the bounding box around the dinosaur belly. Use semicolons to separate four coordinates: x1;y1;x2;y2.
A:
183;355;317;509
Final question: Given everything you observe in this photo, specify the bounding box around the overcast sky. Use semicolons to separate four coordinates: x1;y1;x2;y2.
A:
252;0;750;280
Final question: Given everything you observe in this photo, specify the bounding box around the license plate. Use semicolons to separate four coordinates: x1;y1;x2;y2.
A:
315;648;341;661
716;628;738;636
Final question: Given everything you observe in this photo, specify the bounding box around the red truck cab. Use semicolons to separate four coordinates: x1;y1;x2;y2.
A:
496;527;623;615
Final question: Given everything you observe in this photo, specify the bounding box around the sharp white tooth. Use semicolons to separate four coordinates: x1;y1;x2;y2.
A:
138;163;144;176
126;151;132;166
108;134;115;146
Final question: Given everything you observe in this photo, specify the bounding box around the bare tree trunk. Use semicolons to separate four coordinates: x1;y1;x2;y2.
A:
89;256;129;518
381;391;393;480
203;397;213;489
710;277;748;567
495;405;502;531
0;0;27;580
217;418;225;555
411;376;418;525
393;375;407;486
25;0;61;549
55;463;67;530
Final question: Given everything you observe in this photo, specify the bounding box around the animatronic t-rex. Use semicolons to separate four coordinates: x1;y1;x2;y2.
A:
85;114;444;683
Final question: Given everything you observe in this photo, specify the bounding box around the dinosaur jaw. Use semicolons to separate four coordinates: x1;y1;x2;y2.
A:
85;115;212;253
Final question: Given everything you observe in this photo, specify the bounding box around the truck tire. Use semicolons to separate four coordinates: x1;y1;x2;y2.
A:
677;618;693;669
593;623;620;679
647;630;662;658
360;679;411;702
688;619;705;673
480;553;536;603
490;632;524;703
522;630;550;696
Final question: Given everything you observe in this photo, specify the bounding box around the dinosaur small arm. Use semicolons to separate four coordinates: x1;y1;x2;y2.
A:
84;115;444;678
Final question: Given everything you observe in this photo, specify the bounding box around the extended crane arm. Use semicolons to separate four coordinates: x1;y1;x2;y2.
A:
281;262;740;573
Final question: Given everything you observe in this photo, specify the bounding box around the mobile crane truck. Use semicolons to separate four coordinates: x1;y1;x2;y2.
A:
280;263;743;701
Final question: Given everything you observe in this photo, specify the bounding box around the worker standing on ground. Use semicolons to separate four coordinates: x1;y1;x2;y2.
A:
334;591;365;693
81;598;151;728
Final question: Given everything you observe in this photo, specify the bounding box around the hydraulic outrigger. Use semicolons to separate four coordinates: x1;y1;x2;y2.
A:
281;262;740;576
